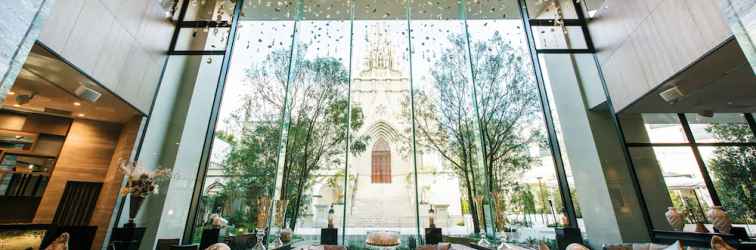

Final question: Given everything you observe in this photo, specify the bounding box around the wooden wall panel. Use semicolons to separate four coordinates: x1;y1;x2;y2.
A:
22;113;72;136
90;116;141;250
33;119;122;224
0;112;26;130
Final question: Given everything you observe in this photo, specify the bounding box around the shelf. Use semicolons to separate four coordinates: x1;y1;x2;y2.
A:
1;149;57;159
0;170;51;176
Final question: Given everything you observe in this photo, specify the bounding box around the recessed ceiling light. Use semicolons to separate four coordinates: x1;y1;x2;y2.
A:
7;91;15;95
78;113;85;117
73;102;81;106
13;104;20;107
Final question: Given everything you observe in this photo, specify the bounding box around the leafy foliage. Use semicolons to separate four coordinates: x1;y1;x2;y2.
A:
705;123;755;223
215;46;368;230
405;31;546;232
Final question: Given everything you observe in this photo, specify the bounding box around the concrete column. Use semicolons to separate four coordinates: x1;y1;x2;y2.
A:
111;1;228;248
151;54;222;246
540;53;652;248
126;56;223;250
0;0;55;102
721;0;756;73
617;114;674;231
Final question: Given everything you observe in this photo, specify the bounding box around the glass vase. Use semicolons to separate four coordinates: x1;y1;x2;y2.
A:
252;228;266;250
474;195;491;247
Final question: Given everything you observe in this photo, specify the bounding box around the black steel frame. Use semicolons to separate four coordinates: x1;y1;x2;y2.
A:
169;0;756;246
624;113;756;241
526;0;596;54
517;0;582;228
168;0;234;56
624;112;756;208
168;0;246;244
170;0;597;243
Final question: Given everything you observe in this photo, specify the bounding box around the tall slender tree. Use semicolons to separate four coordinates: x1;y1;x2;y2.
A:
227;46;368;230
404;31;545;233
705;122;755;223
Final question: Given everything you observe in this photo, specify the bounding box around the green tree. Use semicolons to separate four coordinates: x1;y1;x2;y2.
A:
705;123;755;223
220;46;369;231
218;123;281;230
404;31;545;233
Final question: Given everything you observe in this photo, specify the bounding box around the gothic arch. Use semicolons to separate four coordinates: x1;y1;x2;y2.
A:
366;120;400;142
371;137;392;183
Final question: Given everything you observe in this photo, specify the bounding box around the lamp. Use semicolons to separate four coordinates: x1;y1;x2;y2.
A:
428;205;436;228
327;204;335;228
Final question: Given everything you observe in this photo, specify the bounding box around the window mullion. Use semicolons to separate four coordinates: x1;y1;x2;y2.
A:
677;113;722;206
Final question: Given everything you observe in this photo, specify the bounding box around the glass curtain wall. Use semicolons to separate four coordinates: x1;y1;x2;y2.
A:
521;0;596;239
190;0;576;248
620;113;756;236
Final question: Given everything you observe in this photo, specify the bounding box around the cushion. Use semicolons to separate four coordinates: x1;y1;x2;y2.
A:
538;242;550;250
418;243;451;250
303;244;345;250
566;243;590;250
497;243;531;250
603;243;632;250
206;243;231;250
710;236;735;250
660;241;682;250
45;232;69;250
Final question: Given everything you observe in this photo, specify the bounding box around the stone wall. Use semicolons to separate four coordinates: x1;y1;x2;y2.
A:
0;0;54;104
721;0;756;73
38;0;174;113
588;0;732;112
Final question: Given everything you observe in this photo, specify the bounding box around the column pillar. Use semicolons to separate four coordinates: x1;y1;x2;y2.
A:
721;0;756;73
540;53;655;248
114;1;229;248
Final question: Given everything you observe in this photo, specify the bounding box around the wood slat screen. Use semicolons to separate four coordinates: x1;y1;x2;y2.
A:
52;181;102;226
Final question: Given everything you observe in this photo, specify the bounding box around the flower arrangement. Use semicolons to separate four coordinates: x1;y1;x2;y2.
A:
118;160;170;227
119;160;170;198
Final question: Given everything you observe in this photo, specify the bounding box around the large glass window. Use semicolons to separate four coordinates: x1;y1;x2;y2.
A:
187;0;583;248
620;113;756;236
467;12;565;244
189;2;296;243
700;146;756;227
621;113;688;144
685;113;754;143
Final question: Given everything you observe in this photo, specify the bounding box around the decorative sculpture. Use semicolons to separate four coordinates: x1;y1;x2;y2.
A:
44;233;69;250
206;243;231;250
474;195;491;247
272;199;288;248
253;196;271;250
428;205;436;228
327;204;335;229
710;235;736;250
706;206;732;234
665;207;685;231
209;214;228;229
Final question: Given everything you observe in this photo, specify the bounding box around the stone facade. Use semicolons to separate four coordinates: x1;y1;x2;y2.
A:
721;0;756;73
0;0;54;103
304;26;465;233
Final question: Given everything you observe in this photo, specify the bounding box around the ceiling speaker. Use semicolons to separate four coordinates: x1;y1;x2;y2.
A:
75;85;101;103
15;92;36;105
659;86;686;104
